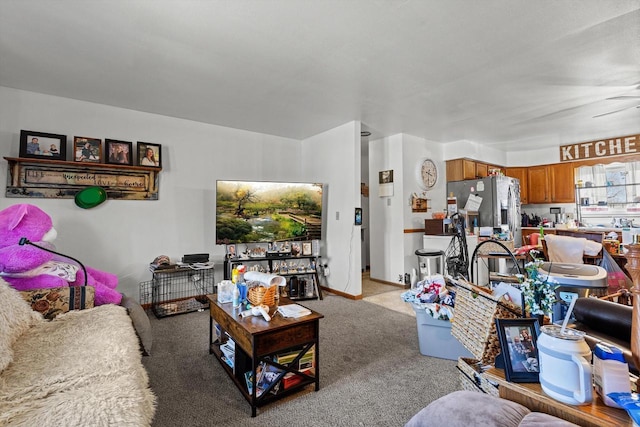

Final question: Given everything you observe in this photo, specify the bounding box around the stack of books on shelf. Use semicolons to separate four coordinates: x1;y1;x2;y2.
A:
220;338;235;370
275;346;315;390
245;358;283;397
244;346;316;397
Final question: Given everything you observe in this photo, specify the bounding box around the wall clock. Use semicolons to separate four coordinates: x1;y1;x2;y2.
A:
416;158;437;190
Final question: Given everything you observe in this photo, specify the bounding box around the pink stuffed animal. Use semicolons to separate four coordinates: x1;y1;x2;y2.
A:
0;204;121;305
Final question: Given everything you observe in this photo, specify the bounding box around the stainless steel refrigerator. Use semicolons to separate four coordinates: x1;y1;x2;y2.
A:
446;176;522;247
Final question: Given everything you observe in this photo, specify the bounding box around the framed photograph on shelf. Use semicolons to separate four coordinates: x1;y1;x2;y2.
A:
495;318;540;383
302;242;312;256
74;136;102;162
19;130;66;160
137;142;161;168
105;139;133;165
226;244;237;259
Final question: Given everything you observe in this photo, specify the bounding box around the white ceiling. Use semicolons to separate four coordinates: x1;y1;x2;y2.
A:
1;0;639;152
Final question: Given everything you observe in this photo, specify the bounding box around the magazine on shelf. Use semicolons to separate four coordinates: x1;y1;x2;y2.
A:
244;371;265;397
277;304;312;318
257;360;284;394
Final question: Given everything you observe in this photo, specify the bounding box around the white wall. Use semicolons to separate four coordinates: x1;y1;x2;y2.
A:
0;87;305;301
444;139;507;165
401;134;446;276
506;146;560;166
301;121;362;296
360;138;370;271
368;134;405;283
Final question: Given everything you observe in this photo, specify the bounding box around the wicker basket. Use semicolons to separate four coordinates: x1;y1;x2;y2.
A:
248;285;277;308
450;279;521;364
456;357;499;396
476;239;515;255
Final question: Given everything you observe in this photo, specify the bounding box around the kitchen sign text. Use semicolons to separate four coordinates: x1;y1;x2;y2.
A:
559;134;639;162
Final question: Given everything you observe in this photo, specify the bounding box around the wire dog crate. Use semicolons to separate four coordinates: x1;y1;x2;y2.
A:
139;266;215;318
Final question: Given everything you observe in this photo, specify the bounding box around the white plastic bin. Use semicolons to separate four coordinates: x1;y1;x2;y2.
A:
412;304;473;360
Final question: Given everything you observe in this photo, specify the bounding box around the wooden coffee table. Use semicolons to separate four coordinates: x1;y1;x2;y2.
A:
207;295;323;417
484;367;631;427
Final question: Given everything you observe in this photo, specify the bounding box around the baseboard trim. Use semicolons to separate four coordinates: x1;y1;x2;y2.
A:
320;286;362;300
368;277;410;289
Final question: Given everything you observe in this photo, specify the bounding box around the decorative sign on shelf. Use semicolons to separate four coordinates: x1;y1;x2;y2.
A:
559;134;639;162
4;157;159;201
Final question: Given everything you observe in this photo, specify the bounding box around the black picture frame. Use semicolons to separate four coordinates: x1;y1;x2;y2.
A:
379;169;393;184
19;130;66;160
105;139;133;165
495;318;540;383
74;136;102;163
355;207;362;225
137;142;162;168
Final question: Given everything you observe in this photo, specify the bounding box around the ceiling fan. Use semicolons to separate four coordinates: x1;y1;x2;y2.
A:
593;85;640;118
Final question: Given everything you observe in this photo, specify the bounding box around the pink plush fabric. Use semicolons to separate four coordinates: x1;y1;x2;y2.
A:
0;204;121;305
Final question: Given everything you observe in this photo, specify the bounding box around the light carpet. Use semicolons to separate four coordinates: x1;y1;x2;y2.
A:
144;294;459;426
363;288;415;318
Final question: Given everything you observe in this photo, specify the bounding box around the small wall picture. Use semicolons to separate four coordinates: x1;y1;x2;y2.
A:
19;130;66;160
74;136;102;162
379;169;394;184
105;139;133;165
302;241;312;256
355;208;363;225
138;142;161;168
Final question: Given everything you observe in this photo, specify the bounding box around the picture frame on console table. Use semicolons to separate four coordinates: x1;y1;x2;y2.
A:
226;244;236;259
20;130;66;160
302;242;312;256
495;318;540;383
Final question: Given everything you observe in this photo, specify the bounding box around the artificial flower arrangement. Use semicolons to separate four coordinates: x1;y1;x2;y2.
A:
516;254;559;317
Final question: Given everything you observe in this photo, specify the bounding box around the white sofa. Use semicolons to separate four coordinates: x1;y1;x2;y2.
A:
0;278;156;426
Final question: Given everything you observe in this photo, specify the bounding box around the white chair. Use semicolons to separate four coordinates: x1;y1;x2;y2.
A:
543;234;602;264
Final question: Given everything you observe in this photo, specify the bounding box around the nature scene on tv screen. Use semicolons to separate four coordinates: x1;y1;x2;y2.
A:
216;180;323;244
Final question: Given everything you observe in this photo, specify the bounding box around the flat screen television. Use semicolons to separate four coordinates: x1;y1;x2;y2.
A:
216;180;324;244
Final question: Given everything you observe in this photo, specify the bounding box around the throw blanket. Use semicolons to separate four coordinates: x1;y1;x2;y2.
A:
0;304;156;426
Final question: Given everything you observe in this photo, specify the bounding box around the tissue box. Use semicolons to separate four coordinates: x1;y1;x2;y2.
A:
217;280;235;303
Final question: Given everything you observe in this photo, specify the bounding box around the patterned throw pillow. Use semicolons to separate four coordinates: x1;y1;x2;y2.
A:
20;286;95;320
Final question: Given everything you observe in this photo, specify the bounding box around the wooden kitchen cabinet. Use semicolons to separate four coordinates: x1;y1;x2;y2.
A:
446;158;477;181
527;165;550;203
505;167;528;204
475;162;488;178
550;163;575;203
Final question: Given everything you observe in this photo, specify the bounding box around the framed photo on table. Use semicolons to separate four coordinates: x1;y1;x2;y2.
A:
19;130;66;160
302;241;312;256
226;244;237;259
495;318;540;383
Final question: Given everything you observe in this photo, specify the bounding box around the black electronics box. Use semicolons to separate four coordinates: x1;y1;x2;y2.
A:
182;253;209;264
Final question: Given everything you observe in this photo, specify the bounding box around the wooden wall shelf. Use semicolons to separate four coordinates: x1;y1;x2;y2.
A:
4;157;161;201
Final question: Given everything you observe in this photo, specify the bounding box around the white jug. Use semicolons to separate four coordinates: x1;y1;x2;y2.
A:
537;325;593;405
